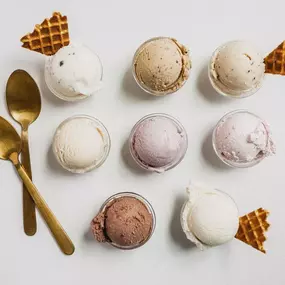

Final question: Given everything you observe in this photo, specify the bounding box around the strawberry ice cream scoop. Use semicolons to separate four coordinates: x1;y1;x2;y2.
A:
129;114;188;172
213;110;275;167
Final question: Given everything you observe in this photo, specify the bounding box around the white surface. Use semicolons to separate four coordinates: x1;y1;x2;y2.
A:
0;0;284;284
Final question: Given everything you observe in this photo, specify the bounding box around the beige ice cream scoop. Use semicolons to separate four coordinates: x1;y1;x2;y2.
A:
133;37;191;95
52;115;111;173
209;41;265;98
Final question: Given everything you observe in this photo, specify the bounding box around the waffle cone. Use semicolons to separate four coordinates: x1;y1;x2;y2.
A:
235;208;270;253
21;12;70;56
264;41;285;75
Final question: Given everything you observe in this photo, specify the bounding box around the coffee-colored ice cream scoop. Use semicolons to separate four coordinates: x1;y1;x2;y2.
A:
133;37;191;96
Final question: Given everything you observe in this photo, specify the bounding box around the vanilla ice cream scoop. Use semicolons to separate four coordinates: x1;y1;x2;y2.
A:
133;37;191;95
213;110;275;168
45;44;103;101
209;41;265;98
52;115;110;173
181;183;239;249
129;114;188;172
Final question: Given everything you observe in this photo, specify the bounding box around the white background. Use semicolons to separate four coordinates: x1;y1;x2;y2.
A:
0;0;284;284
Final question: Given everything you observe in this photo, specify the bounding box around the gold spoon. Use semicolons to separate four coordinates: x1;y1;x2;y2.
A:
0;116;75;255
6;70;41;236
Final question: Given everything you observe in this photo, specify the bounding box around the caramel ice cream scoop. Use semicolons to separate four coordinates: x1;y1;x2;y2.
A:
133;37;191;95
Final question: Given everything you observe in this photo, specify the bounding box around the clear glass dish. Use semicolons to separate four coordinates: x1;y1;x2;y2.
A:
180;186;239;249
132;36;191;96
45;44;103;102
208;41;264;99
129;113;188;173
212;110;269;168
99;192;156;250
52;115;111;173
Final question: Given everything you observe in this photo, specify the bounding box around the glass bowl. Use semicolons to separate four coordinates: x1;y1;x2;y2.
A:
45;44;103;102
129;113;188;173
98;192;156;250
212;110;270;168
132;37;191;96
208;41;264;99
52;115;111;173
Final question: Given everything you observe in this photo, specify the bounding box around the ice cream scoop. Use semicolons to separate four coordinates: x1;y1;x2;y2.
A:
209;41;265;98
133;37;191;96
52;115;110;173
129;114;188;172
213;110;275;168
181;183;239;249
45;43;103;101
21;13;103;102
91;192;155;249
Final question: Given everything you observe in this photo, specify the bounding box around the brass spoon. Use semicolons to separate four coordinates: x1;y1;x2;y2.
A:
6;70;41;236
0;116;75;255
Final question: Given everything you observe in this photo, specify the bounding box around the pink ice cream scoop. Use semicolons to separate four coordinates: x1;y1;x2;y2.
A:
213;110;275;168
129;114;188;172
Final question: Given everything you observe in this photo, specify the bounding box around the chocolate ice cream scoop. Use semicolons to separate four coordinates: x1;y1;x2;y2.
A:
91;193;155;249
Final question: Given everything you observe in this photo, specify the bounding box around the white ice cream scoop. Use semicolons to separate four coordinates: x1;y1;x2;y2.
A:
181;183;239;249
45;43;103;101
209;41;265;98
52;115;110;173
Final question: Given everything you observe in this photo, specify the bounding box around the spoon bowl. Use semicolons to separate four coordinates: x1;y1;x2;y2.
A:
0;116;21;160
6;70;41;128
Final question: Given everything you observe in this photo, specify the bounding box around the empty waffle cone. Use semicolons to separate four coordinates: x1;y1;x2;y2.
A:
235;208;270;253
21;12;70;56
264;41;285;75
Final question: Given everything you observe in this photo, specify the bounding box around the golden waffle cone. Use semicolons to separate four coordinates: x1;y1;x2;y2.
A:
264;41;285;75
235;208;270;253
21;12;70;56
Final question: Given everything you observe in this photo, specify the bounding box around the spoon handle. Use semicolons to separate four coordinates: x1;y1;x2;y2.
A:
14;163;75;255
21;128;37;236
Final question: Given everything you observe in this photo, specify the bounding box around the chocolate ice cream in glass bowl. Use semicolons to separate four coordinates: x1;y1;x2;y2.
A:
91;192;156;250
132;37;191;96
